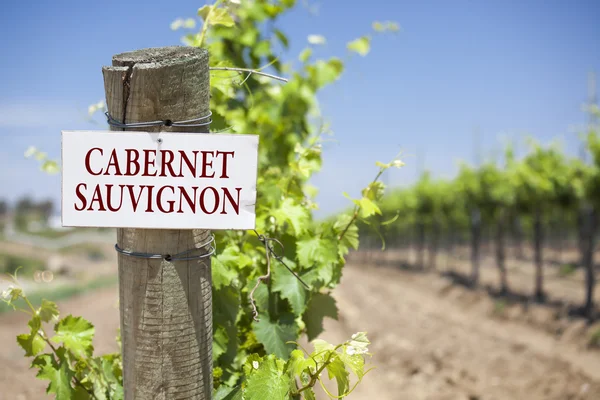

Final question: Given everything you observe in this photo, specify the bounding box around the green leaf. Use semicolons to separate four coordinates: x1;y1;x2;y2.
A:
214;385;243;400
32;352;75;399
72;386;92;400
213;325;229;361
251;282;269;314
303;293;338;341
299;48;312;63
17;315;45;356
198;5;235;27
308;58;344;88
303;388;317;400
272;198;310;235
170;18;197;30
362;181;385;201
41;160;59;174
339;350;366;379
245;355;290;400
296;237;338;268
253;316;298;359
274;29;289;48
348;332;370;354
272;263;307;314
52;315;95;358
347;36;371;56
326;356;350;396
334;214;359;256
17;332;46;357
214;245;249;289
39;299;59;323
288;349;315;376
358;197;381;218
312;339;335;357
6;286;23;301
372;21;400;32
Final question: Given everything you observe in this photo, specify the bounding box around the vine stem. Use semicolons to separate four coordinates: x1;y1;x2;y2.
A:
21;295;99;399
249;239;272;322
42;334;100;400
295;345;342;394
197;0;223;48
338;168;386;241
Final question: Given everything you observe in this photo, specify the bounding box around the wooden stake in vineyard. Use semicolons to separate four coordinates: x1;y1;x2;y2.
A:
102;46;213;399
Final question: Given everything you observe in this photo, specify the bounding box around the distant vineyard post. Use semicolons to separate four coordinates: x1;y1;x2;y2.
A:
103;47;213;399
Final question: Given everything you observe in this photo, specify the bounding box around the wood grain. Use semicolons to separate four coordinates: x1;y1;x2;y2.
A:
102;46;212;400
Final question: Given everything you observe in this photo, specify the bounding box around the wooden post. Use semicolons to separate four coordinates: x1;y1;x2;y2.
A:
102;46;212;399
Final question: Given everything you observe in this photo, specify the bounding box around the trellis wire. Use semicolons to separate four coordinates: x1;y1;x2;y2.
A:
115;235;215;261
249;230;311;322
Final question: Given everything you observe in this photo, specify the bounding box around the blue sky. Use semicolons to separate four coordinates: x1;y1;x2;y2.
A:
1;0;599;218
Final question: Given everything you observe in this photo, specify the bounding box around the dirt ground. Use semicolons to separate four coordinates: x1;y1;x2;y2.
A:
1;254;600;399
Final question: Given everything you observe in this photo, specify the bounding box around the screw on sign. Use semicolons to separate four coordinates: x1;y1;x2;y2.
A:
61;46;258;400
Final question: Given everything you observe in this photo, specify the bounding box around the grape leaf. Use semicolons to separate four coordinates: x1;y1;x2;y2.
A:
214;246;248;289
17;332;45;357
244;355;290;400
299;48;312;63
339;351;365;379
272;264;307;315
303;293;338;341
288;349;315;376
198;5;235;27
296;237;338;268
308;58;344;88
32;352;74;399
303;388;317;400
52;315;95;358
17;316;45;356
334;214;359;256
326;356;350;396
213;326;229;361
214;385;242;400
347;36;371;56
272;198;310;235
253;315;297;359
39;299;59;323
358;197;381;218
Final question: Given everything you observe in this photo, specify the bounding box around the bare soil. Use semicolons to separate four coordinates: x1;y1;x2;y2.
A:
1;249;600;399
312;261;600;399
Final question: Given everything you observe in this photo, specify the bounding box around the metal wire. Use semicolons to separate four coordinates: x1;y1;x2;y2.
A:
114;234;215;261
253;230;311;290
105;111;213;129
248;229;311;322
254;230;311;290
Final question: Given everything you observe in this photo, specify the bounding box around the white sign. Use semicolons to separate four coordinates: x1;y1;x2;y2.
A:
61;130;258;230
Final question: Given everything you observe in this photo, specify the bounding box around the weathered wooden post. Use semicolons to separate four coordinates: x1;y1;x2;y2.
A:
103;46;213;399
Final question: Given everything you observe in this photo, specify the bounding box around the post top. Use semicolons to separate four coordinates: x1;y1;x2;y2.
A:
111;46;208;68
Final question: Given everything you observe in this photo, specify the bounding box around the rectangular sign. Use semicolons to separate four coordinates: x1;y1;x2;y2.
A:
61;130;258;230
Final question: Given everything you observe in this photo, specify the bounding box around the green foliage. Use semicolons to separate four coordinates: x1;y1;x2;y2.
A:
24;146;59;175
2;278;123;399
174;1;400;391
368;126;600;248
16;1;402;398
3;280;371;400
238;332;372;399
